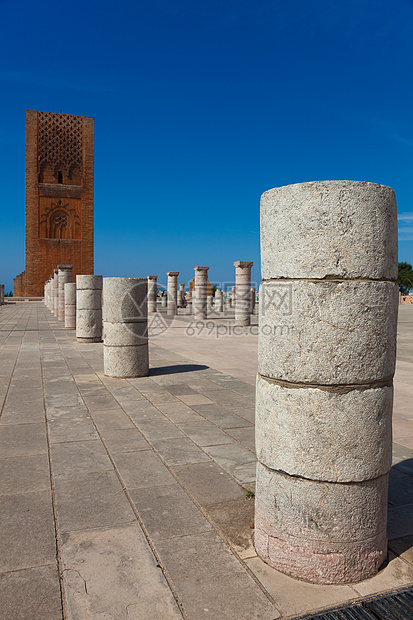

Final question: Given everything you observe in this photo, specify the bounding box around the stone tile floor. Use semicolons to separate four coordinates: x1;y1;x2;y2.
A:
0;302;412;619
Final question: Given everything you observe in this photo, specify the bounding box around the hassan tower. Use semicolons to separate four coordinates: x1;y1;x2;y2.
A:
14;110;94;296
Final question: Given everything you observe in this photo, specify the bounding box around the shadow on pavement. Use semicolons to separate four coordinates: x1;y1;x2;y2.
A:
149;363;209;376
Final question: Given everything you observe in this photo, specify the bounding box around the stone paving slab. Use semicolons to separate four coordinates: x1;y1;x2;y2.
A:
155;531;280;620
0;422;48;457
129;483;213;540
0;565;63;620
0;490;57;572
0;454;51;495
150;436;212;466
54;470;136;532
0;302;412;619
61;524;182;619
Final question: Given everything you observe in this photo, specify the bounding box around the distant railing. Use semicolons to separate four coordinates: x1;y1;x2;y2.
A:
5;297;44;302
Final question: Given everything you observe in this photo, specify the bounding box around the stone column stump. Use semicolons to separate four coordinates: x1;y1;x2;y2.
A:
147;276;158;313
103;278;149;378
214;289;224;312
167;272;179;316
234;261;253;326
194;266;209;320
53;269;59;316
64;283;77;329
178;284;185;308
58;265;73;322
255;180;399;584
76;275;103;342
231;285;236;308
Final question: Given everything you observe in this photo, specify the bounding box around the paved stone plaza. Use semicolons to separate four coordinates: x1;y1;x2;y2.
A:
0;302;412;619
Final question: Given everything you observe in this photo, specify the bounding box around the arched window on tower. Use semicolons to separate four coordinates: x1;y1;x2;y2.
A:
58;171;63;184
49;210;70;239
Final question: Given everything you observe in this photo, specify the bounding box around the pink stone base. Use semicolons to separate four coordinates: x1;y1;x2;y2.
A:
254;515;387;584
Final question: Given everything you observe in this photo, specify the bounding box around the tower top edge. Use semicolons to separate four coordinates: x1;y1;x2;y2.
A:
26;110;94;121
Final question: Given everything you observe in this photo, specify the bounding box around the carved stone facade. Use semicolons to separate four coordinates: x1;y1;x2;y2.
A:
14;110;94;297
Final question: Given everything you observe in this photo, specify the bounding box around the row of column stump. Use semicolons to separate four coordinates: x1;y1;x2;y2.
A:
150;264;256;326
41;180;398;586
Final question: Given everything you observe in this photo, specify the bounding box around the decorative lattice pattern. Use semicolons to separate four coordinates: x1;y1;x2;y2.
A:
38;111;83;175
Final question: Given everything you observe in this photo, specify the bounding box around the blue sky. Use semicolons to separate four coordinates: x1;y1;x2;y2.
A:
1;0;413;293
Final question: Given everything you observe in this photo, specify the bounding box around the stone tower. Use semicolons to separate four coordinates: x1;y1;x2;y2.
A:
14;110;94;296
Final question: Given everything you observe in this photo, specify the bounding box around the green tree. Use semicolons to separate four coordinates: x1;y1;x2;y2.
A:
398;262;413;295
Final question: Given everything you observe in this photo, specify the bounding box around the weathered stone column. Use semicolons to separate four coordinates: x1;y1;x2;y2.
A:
251;288;256;313
49;276;54;310
255;180;399;584
194;266;209;320
76;275;103;342
178;284;185;308
103;278;149;378
214;289;224;312
53;269;59;316
186;299;192;314
231;286;236;307
167;272;179;316
234;261;253;326
161;293;167;308
57;265;73;321
147;276;158;313
207;295;214;312
64;283;77;329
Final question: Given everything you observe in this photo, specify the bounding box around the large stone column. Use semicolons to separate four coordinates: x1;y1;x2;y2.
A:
167;272;179;316
194;266;209;320
53;269;59;316
255;180;399;584
64;283;77;329
57;265;73;322
76;275;103;342
214;289;224;312
147;276;157;313
234;261;253;326
103;278;149;378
